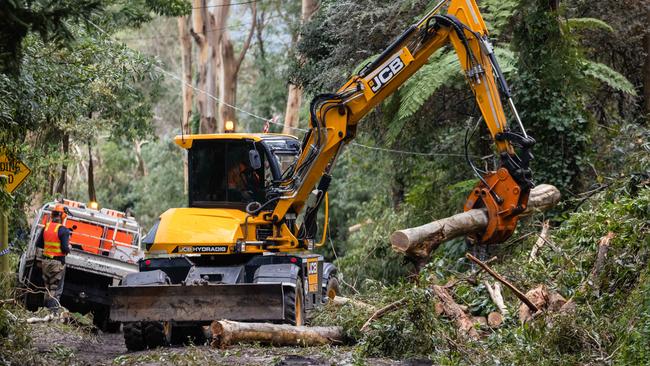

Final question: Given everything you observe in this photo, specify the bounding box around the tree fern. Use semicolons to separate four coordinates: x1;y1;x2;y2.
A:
581;60;637;95
385;45;516;142
565;17;613;33
480;0;518;38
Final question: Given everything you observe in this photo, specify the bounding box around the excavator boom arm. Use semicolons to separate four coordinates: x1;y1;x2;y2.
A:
270;0;534;245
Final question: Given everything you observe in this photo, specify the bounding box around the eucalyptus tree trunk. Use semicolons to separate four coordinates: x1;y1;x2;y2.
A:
54;133;69;196
218;1;256;132
191;0;219;133
87;144;96;203
282;0;318;135
178;15;192;193
643;10;650;119
178;15;193;134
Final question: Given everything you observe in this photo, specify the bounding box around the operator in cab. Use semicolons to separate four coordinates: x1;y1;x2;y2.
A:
35;204;71;313
227;153;262;202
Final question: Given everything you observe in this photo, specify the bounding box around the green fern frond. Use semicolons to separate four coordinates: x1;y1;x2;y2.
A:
581;60;637;95
565;18;613;33
394;49;460;123
481;0;518;38
493;46;516;74
385;45;517;143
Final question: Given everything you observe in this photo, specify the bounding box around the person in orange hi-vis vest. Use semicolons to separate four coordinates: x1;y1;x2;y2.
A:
36;204;71;313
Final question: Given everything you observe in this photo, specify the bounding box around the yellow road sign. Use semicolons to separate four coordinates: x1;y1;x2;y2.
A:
0;154;31;193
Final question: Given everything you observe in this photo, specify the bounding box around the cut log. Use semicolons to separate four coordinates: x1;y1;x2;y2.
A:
210;320;344;348
487;312;503;327
431;285;479;339
391;184;560;260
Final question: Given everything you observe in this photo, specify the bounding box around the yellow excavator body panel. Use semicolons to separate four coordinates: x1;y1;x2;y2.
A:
148;208;244;255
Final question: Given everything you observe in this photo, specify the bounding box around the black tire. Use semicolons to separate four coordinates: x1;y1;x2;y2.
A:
144;321;171;349
171;326;207;346
284;278;305;326
92;307;120;333
123;322;145;351
323;277;340;303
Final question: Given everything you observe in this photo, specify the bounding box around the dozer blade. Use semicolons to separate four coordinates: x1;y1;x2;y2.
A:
110;283;288;323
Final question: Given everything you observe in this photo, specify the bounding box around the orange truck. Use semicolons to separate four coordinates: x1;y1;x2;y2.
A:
18;199;143;330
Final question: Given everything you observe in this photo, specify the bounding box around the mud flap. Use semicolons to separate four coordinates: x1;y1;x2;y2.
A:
110;283;290;323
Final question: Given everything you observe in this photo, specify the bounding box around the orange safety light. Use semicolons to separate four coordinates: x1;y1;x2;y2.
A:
225;120;235;133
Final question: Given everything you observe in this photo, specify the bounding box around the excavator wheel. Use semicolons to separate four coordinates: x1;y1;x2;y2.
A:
323;276;340;303
284;278;305;326
123;322;145;351
144;321;172;349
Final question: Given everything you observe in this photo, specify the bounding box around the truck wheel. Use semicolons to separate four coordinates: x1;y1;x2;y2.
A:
123;322;145;351
284;278;305;326
323;277;340;303
144;321;172;349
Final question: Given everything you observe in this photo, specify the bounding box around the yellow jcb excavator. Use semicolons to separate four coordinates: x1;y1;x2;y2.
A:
110;0;535;350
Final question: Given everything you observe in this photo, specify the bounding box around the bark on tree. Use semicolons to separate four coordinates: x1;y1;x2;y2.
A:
210;320;343;347
134;140;148;177
218;1;256;132
191;0;219;133
391;184;561;261
178;15;192;193
87;144;96;202
643;10;650;119
282;0;319;134
54;133;69;196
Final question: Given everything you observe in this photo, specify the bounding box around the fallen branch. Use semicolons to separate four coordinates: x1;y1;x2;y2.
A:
391;184;561;263
26;311;70;324
529;220;550;262
348;219;374;233
431;285;479;339
360;298;406;332
466;253;539;313
210;320;344;348
484;281;507;316
330;296;376;312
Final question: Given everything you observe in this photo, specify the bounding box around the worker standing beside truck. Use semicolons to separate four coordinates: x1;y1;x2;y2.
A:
35;204;71;313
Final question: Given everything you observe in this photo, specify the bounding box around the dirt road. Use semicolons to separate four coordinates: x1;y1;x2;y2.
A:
30;322;427;365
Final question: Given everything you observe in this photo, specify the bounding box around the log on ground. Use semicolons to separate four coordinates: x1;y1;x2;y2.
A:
391;184;560;259
210;320;344;348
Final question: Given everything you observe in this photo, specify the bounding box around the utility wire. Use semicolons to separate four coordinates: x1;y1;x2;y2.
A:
86;18;473;158
192;0;258;10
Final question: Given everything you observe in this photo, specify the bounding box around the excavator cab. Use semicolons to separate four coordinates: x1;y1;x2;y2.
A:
182;134;301;208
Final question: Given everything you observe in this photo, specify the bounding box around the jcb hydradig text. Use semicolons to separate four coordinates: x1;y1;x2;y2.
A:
111;0;534;351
